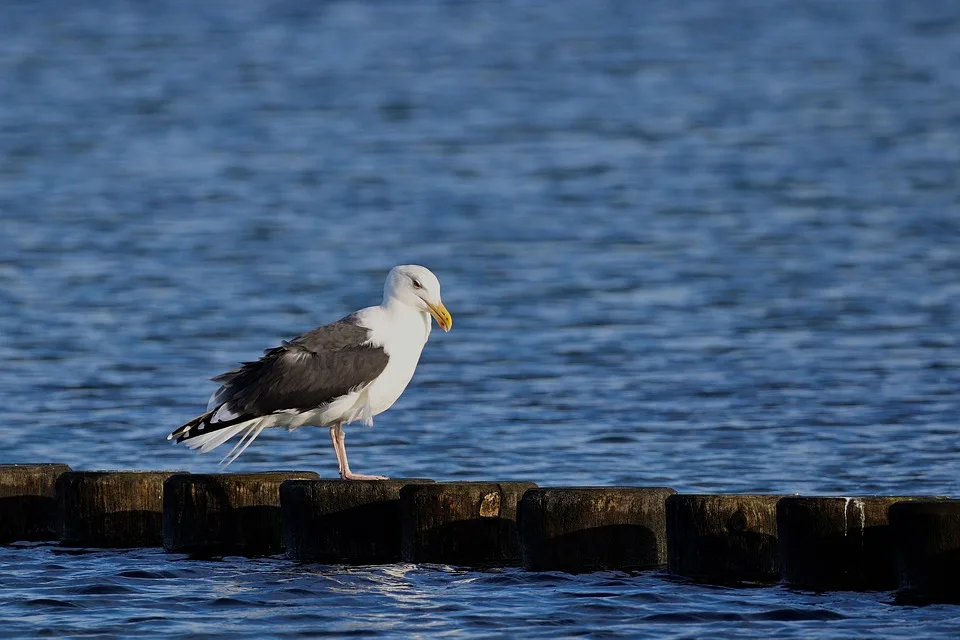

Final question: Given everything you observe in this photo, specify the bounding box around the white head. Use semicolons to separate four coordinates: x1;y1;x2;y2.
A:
383;264;452;332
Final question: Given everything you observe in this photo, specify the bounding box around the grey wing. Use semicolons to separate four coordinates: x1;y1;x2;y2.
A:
211;315;389;417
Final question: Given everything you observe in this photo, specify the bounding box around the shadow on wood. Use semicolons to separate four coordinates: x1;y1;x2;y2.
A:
282;479;433;564
401;481;536;567
530;523;661;573
58;471;184;548
520;487;675;573
163;471;319;557
667;494;782;584
890;499;960;604
778;496;934;591
0;463;72;543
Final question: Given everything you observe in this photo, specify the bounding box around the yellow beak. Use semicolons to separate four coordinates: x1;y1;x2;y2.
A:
427;301;453;332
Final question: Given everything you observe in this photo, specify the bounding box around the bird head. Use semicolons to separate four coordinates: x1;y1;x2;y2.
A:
384;265;452;331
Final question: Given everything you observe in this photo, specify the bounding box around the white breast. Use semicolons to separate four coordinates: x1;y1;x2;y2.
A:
357;303;430;417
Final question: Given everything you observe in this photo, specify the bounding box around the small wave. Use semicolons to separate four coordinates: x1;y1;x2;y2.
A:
73;583;139;595
748;608;847;622
526;616;579;627
212;597;250;608
126;615;167;624
471;572;529;586
24;598;83;609
589;435;638;444
116;569;181;579
277;613;338;624
643;611;745;623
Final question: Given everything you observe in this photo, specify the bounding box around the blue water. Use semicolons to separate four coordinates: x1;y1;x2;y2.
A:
2;0;959;636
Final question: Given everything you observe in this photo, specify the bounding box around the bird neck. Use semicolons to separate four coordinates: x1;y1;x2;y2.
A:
381;297;432;341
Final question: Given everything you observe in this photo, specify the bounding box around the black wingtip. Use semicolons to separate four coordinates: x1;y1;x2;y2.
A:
171;409;257;444
169;409;214;443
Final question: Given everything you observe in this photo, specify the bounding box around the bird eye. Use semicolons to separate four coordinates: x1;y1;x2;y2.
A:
412;279;422;289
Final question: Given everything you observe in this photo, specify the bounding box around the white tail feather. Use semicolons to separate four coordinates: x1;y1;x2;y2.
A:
184;420;251;453
219;423;267;467
220;422;259;462
179;415;270;467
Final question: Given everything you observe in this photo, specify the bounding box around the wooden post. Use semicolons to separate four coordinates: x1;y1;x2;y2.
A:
0;464;72;543
890;499;960;603
163;471;319;557
57;471;183;548
666;494;782;583
401;481;537;567
777;496;929;590
520;487;676;573
282;479;433;564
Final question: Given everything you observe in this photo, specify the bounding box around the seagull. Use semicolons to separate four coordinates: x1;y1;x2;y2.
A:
168;265;452;480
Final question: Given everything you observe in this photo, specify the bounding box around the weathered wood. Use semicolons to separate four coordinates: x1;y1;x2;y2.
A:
401;481;537;567
520;487;676;573
890;499;960;603
0;463;72;543
163;471;319;557
777;496;930;590
57;471;184;548
667;494;782;583
282;478;434;564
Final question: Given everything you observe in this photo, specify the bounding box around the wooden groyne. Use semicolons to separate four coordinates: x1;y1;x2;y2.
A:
890;500;960;603
400;481;536;566
282;478;433;564
57;470;181;548
776;496;931;591
0;464;71;543
667;494;782;583
163;472;319;557
520;487;674;573
1;464;958;602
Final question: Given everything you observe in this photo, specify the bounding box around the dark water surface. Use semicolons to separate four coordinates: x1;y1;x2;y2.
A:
2;0;959;636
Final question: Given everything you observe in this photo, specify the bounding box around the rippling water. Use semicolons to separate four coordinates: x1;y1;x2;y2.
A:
2;0;959;636
8;545;960;639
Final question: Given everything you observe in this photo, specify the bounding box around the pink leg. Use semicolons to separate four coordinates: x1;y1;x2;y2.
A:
329;425;349;477
335;425;387;480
